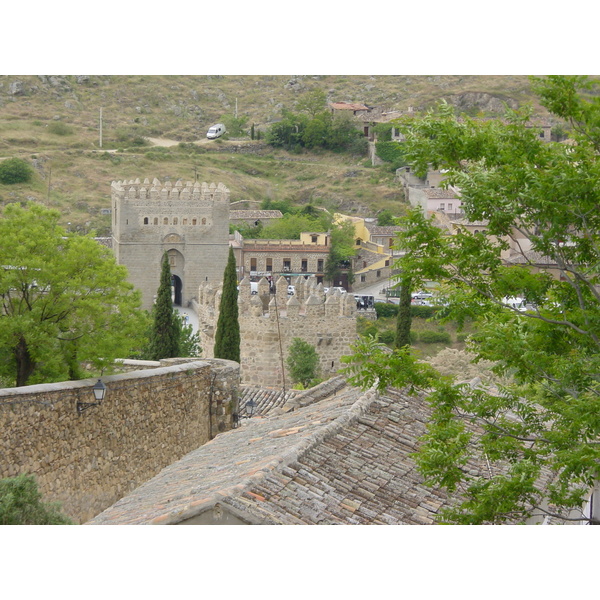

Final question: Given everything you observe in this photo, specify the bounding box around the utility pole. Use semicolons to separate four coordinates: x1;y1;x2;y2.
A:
47;167;51;203
99;107;103;148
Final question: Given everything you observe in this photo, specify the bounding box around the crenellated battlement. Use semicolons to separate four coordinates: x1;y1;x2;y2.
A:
196;275;357;387
111;178;230;203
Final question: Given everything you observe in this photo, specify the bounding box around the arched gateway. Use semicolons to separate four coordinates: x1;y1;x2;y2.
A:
111;177;230;311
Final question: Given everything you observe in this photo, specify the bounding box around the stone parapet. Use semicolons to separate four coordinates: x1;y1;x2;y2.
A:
0;359;239;523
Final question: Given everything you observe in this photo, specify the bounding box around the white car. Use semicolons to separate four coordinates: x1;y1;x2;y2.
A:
287;285;295;295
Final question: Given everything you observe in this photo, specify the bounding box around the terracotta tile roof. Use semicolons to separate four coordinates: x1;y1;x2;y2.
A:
366;225;403;236
88;383;503;525
423;188;457;199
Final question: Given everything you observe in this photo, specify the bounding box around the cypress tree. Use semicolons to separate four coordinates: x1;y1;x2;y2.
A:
214;247;240;363
395;277;412;349
147;253;180;359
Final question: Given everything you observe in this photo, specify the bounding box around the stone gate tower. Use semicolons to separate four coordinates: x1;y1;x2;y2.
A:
111;177;230;311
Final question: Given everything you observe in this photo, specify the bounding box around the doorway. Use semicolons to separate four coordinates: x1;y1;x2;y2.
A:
171;275;183;306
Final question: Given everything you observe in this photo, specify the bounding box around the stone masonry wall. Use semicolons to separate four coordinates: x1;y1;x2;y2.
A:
197;275;357;388
0;359;239;524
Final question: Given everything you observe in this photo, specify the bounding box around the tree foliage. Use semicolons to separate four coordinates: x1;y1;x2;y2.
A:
325;219;356;284
0;158;34;184
265;106;367;154
0;203;148;387
343;76;600;524
287;337;320;388
0;474;72;524
214;247;240;363
146;253;181;360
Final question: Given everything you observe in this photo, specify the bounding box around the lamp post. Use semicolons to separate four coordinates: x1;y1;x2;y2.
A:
245;399;257;418
77;379;107;415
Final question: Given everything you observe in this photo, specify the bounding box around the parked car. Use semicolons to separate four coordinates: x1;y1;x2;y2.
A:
288;285;295;295
206;124;226;139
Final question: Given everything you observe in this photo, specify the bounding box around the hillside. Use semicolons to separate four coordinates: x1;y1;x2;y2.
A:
0;75;547;232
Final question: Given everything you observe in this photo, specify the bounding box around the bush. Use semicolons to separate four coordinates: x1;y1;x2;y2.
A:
47;122;73;136
418;330;452;344
0;158;33;184
378;330;395;345
411;305;438;319
0;474;72;524
375;302;399;318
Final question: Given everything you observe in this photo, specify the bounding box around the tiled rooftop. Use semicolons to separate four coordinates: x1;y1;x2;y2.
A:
88;384;493;525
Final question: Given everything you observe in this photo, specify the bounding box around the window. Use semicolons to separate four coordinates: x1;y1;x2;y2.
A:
192;218;197;225
266;258;272;272
163;217;169;225
448;203;453;211
439;203;445;211
143;217;149;225
301;259;308;273
317;259;324;272
361;275;366;283
356;239;361;246
183;218;188;225
283;259;291;272
202;218;206;225
169;255;176;267
377;270;381;278
250;258;257;271
173;217;178;225
311;235;318;243
154;217;158;225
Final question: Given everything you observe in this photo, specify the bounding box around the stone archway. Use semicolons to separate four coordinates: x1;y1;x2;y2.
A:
171;274;183;306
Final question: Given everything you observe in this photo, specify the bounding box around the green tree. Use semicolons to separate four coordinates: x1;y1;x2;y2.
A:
259;213;328;240
325;219;356;285
0;203;148;387
395;279;412;349
296;89;327;117
287;337;320;388
214;247;240;363
0;474;72;525
220;113;249;137
146;253;180;360
377;209;396;226
344;75;600;524
0;158;34;184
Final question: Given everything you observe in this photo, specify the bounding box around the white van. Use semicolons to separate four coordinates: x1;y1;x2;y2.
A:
206;124;226;139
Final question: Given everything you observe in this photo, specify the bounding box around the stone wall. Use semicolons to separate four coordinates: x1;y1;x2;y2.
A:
197;275;357;387
0;359;239;524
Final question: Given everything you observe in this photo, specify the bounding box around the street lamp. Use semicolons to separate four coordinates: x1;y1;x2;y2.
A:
76;379;107;415
245;399;257;418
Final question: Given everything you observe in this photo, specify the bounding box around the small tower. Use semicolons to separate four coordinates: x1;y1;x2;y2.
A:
111;177;231;311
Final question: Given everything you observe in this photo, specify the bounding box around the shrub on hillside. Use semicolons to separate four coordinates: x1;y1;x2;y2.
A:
0;158;33;184
418;330;451;344
47;122;73;136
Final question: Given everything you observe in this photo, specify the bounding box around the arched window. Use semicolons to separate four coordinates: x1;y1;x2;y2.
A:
153;217;158;225
192;218;197;225
183;218;188;225
202;218;206;225
173;217;178;225
143;217;149;225
164;217;169;225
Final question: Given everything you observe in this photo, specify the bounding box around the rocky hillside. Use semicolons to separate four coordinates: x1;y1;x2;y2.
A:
0;75;550;232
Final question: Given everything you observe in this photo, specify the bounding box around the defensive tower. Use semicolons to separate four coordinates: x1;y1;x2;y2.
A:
111;177;230;310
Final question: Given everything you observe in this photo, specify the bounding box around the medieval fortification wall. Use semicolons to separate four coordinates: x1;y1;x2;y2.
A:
111;177;230;311
196;275;357;387
0;359;239;523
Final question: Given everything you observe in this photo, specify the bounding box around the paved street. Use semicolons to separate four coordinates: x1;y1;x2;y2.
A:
175;305;199;333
